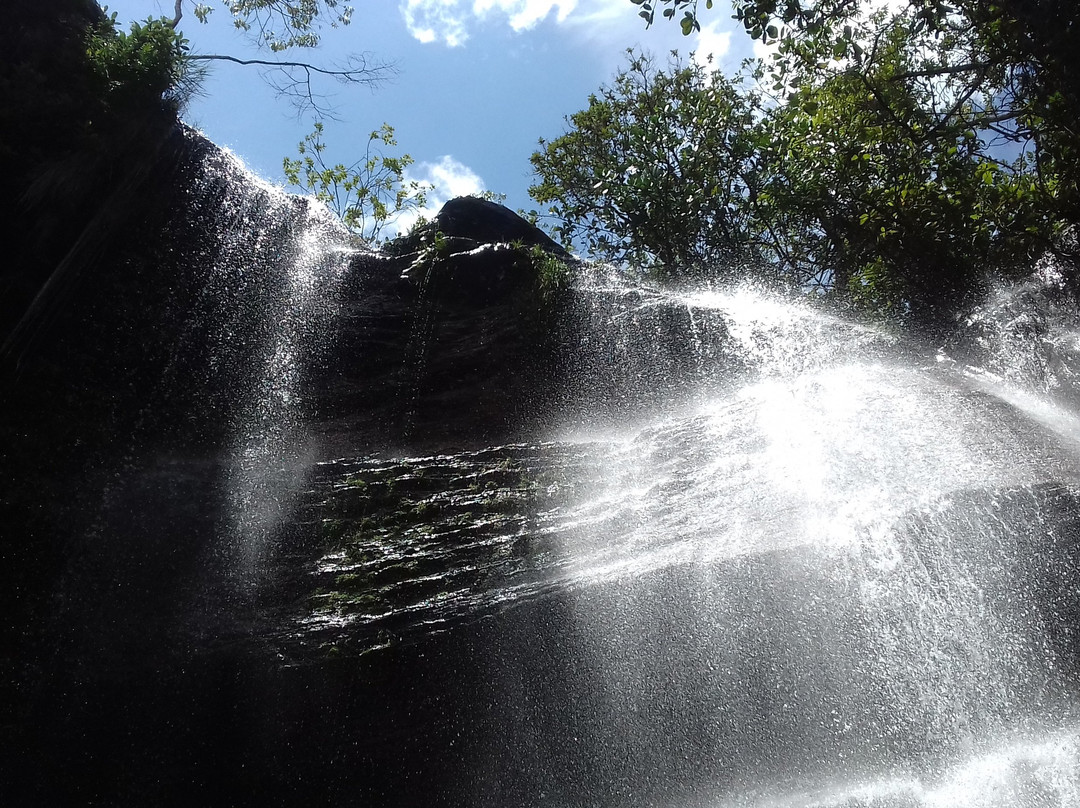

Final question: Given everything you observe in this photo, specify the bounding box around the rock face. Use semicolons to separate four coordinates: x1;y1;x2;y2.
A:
393;195;570;306
408;195;568;255
309;196;577;454
0;0;585;461
0;125;585;804
9;94;1080;807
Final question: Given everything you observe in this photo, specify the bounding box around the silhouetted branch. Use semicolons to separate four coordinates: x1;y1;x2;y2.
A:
187;52;395;117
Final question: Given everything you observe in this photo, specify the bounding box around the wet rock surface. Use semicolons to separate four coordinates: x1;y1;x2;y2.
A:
6;54;1080;805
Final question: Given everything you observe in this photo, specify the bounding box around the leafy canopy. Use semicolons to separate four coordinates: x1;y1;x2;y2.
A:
753;17;1054;321
185;1;353;51
530;51;767;279
531;0;1080;328
641;0;1080;224
283;122;429;242
88;11;190;109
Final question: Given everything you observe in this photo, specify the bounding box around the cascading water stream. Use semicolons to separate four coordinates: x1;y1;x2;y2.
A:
557;282;1080;806
585;282;1080;806
15;138;1080;806
296;274;1080;806
178;148;356;586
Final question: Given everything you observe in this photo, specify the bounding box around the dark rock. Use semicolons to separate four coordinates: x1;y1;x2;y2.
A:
393;196;572;305
404;241;536;304
434;195;567;251
390;195;568;259
315;235;572;454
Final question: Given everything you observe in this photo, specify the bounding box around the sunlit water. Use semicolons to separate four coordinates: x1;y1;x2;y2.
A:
185;147;356;583
290;277;1080;806
148;158;1080;807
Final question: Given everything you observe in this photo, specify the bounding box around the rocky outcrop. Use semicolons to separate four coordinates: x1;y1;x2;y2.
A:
311;196;578;454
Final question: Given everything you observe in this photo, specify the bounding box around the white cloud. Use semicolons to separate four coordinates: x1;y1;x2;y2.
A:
420;154;486;197
400;0;743;75
473;0;577;31
692;20;732;70
402;0;576;45
390;155;487;235
402;0;471;47
560;0;638;26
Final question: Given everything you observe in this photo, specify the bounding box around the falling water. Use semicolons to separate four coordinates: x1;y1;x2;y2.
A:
180;148;355;584
13;140;1080;805
296;274;1080;807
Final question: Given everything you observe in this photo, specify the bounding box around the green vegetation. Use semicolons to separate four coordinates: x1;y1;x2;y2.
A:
532;0;1080;330
282;121;429;241
527;244;575;297
530;51;763;280
188;0;354;52
87;13;190;110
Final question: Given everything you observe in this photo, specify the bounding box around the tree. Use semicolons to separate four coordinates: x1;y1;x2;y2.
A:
532;16;1067;328
641;0;1080;228
159;0;393;118
752;20;1052;322
87;13;192;109
529;51;769;280
612;0;1080;327
282;121;429;241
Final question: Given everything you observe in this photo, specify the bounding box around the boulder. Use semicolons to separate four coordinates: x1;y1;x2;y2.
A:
315;198;576;454
391;195;568;258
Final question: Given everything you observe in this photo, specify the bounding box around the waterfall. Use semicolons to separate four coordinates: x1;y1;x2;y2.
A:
545;282;1080;807
285;276;1080;807
8;146;1080;806
170;146;357;585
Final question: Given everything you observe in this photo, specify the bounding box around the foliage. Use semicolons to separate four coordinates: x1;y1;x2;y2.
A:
750;19;1055;320
190;0;353;51
282;121;429;242
642;0;1080;224
555;0;1080;327
87;12;190;108
529;50;766;278
630;0;704;35
516;244;574;300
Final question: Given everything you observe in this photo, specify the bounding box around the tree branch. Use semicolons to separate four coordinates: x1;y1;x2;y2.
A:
926;69;987;138
858;73;919;138
188;53;383;81
187;53;394;117
888;61;992;81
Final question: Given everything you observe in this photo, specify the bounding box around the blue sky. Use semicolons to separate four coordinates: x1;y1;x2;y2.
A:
104;1;761;232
